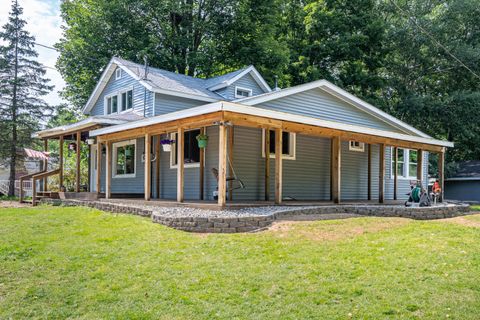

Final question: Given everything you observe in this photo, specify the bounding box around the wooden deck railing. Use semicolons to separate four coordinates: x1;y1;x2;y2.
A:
19;169;60;205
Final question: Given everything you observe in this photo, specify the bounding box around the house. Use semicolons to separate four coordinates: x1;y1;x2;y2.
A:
31;57;452;207
445;161;480;202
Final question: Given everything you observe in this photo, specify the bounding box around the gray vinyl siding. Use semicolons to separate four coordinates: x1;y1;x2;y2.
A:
257;88;406;133
90;67;155;117
214;73;266;100
445;180;480;202
154;93;205;116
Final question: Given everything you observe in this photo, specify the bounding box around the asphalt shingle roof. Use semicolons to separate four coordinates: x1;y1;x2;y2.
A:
451;160;480;179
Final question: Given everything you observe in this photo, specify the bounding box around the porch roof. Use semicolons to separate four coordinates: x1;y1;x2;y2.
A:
33;113;144;139
89;101;453;150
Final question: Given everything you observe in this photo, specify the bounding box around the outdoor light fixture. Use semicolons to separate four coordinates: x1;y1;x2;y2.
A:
86;138;95;145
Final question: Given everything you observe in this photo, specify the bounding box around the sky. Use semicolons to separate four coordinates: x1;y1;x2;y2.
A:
0;0;65;106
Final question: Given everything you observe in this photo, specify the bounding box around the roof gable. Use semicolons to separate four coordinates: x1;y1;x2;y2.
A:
235;80;431;138
206;65;272;93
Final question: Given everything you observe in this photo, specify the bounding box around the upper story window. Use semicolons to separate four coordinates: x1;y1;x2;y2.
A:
391;147;419;179
115;68;122;80
262;129;296;160
235;86;252;99
349;140;365;152
105;88;133;114
113;139;136;178
170;129;201;168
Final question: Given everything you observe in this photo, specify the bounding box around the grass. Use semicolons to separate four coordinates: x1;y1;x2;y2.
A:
1;206;480;319
470;205;480;211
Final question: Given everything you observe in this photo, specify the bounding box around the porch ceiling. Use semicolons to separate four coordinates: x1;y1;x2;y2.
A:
90;101;453;153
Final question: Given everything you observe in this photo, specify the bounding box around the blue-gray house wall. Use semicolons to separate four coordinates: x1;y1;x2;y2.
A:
89;67;155;117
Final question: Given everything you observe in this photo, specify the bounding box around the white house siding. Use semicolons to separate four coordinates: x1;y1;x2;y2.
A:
90;67;154;117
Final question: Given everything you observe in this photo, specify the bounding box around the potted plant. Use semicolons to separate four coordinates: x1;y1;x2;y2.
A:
196;133;208;148
161;139;175;152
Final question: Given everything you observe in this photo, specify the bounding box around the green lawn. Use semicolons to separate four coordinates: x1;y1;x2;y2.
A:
1;206;480;319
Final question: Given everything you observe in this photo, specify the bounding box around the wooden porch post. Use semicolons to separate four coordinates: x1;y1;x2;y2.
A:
199;127;205;200
393;147;398;200
96;142;102;195
155;135;161;199
331;136;341;204
379;144;385;203
417;149;423;187
264;128;270;201
144;133;151;201
59;135;64;190
367;143;371;201
274;128;283;204
228;126;234;201
177;127;184;202
43;139;48;191
218;124;227;207
105;141;111;199
75;131;81;192
439;149;445;202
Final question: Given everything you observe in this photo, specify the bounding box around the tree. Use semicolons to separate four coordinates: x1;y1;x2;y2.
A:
0;0;53;196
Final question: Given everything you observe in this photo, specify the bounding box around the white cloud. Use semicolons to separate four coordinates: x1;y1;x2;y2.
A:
0;0;65;106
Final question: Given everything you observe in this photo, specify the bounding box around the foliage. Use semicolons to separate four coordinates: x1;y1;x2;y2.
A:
1;207;480;318
0;0;53;195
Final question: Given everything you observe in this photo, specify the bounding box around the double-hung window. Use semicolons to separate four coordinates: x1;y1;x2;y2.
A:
105;88;133;114
113;140;136;178
391;147;419;179
106;95;118;114
170;129;201;168
120;89;133;112
262;129;296;160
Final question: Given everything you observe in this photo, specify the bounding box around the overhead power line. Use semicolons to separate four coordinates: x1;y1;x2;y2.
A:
389;0;480;80
34;42;58;51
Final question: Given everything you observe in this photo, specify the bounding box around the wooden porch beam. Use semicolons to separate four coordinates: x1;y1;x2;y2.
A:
96;142;102;195
275;128;283;204
393;147;398;200
331;136;341;204
105;141;111;199
228;126;234;201
264;128;270;201
43;139;48;192
379;144;385;203
75;131;81;192
177;127;184;202
218;124;227;207
367;143;371;201
144;133;151;201
59;135;64;190
199;127;205;200
439;149;445;202
155;135;160;199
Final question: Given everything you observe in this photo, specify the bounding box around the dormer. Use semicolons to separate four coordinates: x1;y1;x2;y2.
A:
206;65;271;101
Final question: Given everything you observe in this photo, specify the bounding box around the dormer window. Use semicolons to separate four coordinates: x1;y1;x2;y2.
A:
115;68;122;80
235;86;252;98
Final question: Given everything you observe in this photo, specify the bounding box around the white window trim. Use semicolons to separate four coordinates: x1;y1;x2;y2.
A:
104;86;134;115
234;86;253;99
261;129;296;160
112;139;137;178
349;140;365;152
390;147;419;180
119;86;134;113
169;131;203;169
115;68;122;80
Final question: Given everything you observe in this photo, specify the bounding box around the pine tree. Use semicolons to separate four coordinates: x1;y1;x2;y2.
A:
0;0;53;196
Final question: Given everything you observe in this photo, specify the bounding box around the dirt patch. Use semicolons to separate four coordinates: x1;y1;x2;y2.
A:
268;217;410;242
0;201;29;208
439;214;480;228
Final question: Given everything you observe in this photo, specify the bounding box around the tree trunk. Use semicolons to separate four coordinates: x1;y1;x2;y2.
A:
8;16;19;197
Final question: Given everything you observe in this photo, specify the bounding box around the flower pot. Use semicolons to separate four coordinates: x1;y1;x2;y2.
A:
162;144;172;152
197;139;208;148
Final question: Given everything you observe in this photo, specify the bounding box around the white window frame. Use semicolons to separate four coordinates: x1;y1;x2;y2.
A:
104;93;119;115
119;87;134;113
170;130;203;169
234;86;253;99
261;129;296;160
349;140;365;152
112;139;137;178
390;147;419;180
115;68;122;80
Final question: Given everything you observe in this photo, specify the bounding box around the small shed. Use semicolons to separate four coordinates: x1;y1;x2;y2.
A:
445;160;480;202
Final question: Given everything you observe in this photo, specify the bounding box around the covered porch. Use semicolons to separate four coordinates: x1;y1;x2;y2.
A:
89;101;450;208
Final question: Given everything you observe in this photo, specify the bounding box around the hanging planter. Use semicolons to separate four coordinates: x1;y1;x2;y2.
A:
161;139;175;152
196;133;208;148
